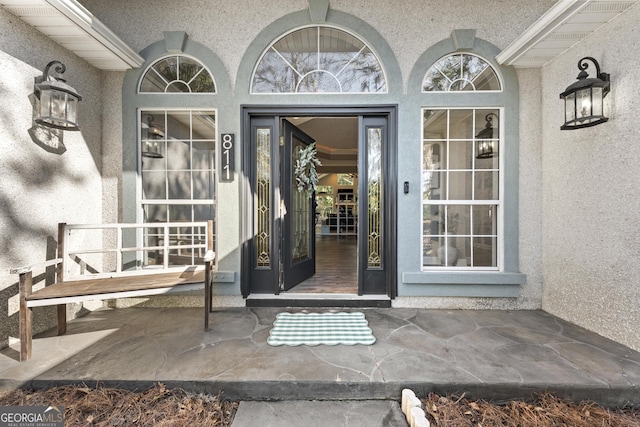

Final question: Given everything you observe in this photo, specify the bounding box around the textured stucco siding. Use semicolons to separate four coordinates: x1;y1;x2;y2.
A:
8;0;637;352
79;0;553;311
0;8;105;349
516;68;544;309
540;4;640;352
80;0;554;93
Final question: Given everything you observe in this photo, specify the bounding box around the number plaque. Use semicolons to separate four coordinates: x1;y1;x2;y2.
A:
220;133;234;182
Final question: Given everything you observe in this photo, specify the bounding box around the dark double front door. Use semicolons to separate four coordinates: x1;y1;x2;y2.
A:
242;108;396;298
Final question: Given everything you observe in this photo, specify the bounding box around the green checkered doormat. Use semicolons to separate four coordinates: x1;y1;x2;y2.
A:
267;312;376;346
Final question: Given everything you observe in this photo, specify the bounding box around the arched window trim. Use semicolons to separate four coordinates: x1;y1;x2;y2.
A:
138;54;217;94
422;52;503;93
250;24;388;94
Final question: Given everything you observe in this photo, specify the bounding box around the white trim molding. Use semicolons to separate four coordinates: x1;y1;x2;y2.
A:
0;0;144;70
497;0;638;68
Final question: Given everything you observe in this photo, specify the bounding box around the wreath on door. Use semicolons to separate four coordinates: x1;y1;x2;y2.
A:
294;143;321;195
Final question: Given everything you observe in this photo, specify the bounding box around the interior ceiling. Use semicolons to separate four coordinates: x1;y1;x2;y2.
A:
287;117;358;173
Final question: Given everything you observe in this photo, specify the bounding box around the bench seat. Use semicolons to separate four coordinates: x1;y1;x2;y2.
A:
26;270;205;305
14;221;215;362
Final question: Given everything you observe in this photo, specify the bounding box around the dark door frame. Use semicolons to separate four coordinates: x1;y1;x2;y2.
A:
241;105;398;299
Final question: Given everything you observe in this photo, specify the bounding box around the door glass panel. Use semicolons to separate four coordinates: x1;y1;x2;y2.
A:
256;128;271;267
291;137;311;263
367;127;383;268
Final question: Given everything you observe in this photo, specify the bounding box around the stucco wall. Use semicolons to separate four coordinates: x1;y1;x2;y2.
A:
0;8;105;349
6;0;636;353
516;68;544;308
79;0;554;93
541;5;640;352
78;0;553;310
101;72;125;224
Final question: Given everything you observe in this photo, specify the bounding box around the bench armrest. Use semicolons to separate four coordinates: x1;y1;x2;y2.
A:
9;258;63;275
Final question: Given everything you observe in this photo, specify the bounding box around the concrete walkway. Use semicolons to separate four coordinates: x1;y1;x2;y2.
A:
231;400;407;427
1;307;639;410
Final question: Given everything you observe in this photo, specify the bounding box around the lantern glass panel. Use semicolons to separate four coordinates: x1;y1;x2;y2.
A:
67;96;78;124
39;90;51;118
576;88;591;119
564;92;575;123
591;87;603;117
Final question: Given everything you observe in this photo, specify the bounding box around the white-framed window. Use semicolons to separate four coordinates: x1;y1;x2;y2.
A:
139;109;217;266
422;108;501;270
423;53;501;92
139;55;215;93
251;25;386;94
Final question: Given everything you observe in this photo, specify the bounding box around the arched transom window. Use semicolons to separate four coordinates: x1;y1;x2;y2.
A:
423;53;501;92
252;26;386;94
140;55;215;93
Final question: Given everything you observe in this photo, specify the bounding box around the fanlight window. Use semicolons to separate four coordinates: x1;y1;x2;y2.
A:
252;26;386;94
423;53;501;92
140;55;215;93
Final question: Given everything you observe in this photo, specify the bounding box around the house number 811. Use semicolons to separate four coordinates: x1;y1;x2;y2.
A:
220;133;234;182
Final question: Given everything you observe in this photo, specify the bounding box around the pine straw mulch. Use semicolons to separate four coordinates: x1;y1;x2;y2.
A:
422;392;640;427
0;383;237;427
2;385;640;427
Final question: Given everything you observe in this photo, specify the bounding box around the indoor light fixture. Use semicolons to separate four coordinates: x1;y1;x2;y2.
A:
34;61;82;131
475;113;498;159
560;57;610;130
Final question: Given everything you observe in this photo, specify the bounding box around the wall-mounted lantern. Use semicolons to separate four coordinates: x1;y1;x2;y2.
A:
560;57;610;130
34;61;82;131
475;113;498;159
142;115;164;158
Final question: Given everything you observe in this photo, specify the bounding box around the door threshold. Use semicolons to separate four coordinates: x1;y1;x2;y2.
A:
246;293;391;308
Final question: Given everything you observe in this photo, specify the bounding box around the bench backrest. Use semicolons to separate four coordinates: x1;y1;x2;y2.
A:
59;221;213;281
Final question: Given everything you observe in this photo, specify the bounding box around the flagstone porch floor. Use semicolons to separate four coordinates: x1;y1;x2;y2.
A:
1;307;639;407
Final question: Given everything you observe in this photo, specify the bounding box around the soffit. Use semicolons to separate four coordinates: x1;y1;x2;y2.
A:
497;0;638;68
0;0;143;70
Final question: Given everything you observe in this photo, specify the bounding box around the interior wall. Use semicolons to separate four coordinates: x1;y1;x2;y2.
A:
540;4;640;352
0;8;105;349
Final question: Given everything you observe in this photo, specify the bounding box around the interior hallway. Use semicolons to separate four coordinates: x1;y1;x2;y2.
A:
285;235;357;294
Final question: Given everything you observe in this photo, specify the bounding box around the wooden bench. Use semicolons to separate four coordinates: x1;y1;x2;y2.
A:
11;221;216;361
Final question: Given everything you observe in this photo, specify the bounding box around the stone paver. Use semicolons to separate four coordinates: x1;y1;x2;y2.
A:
1;307;639;408
231;400;407;427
